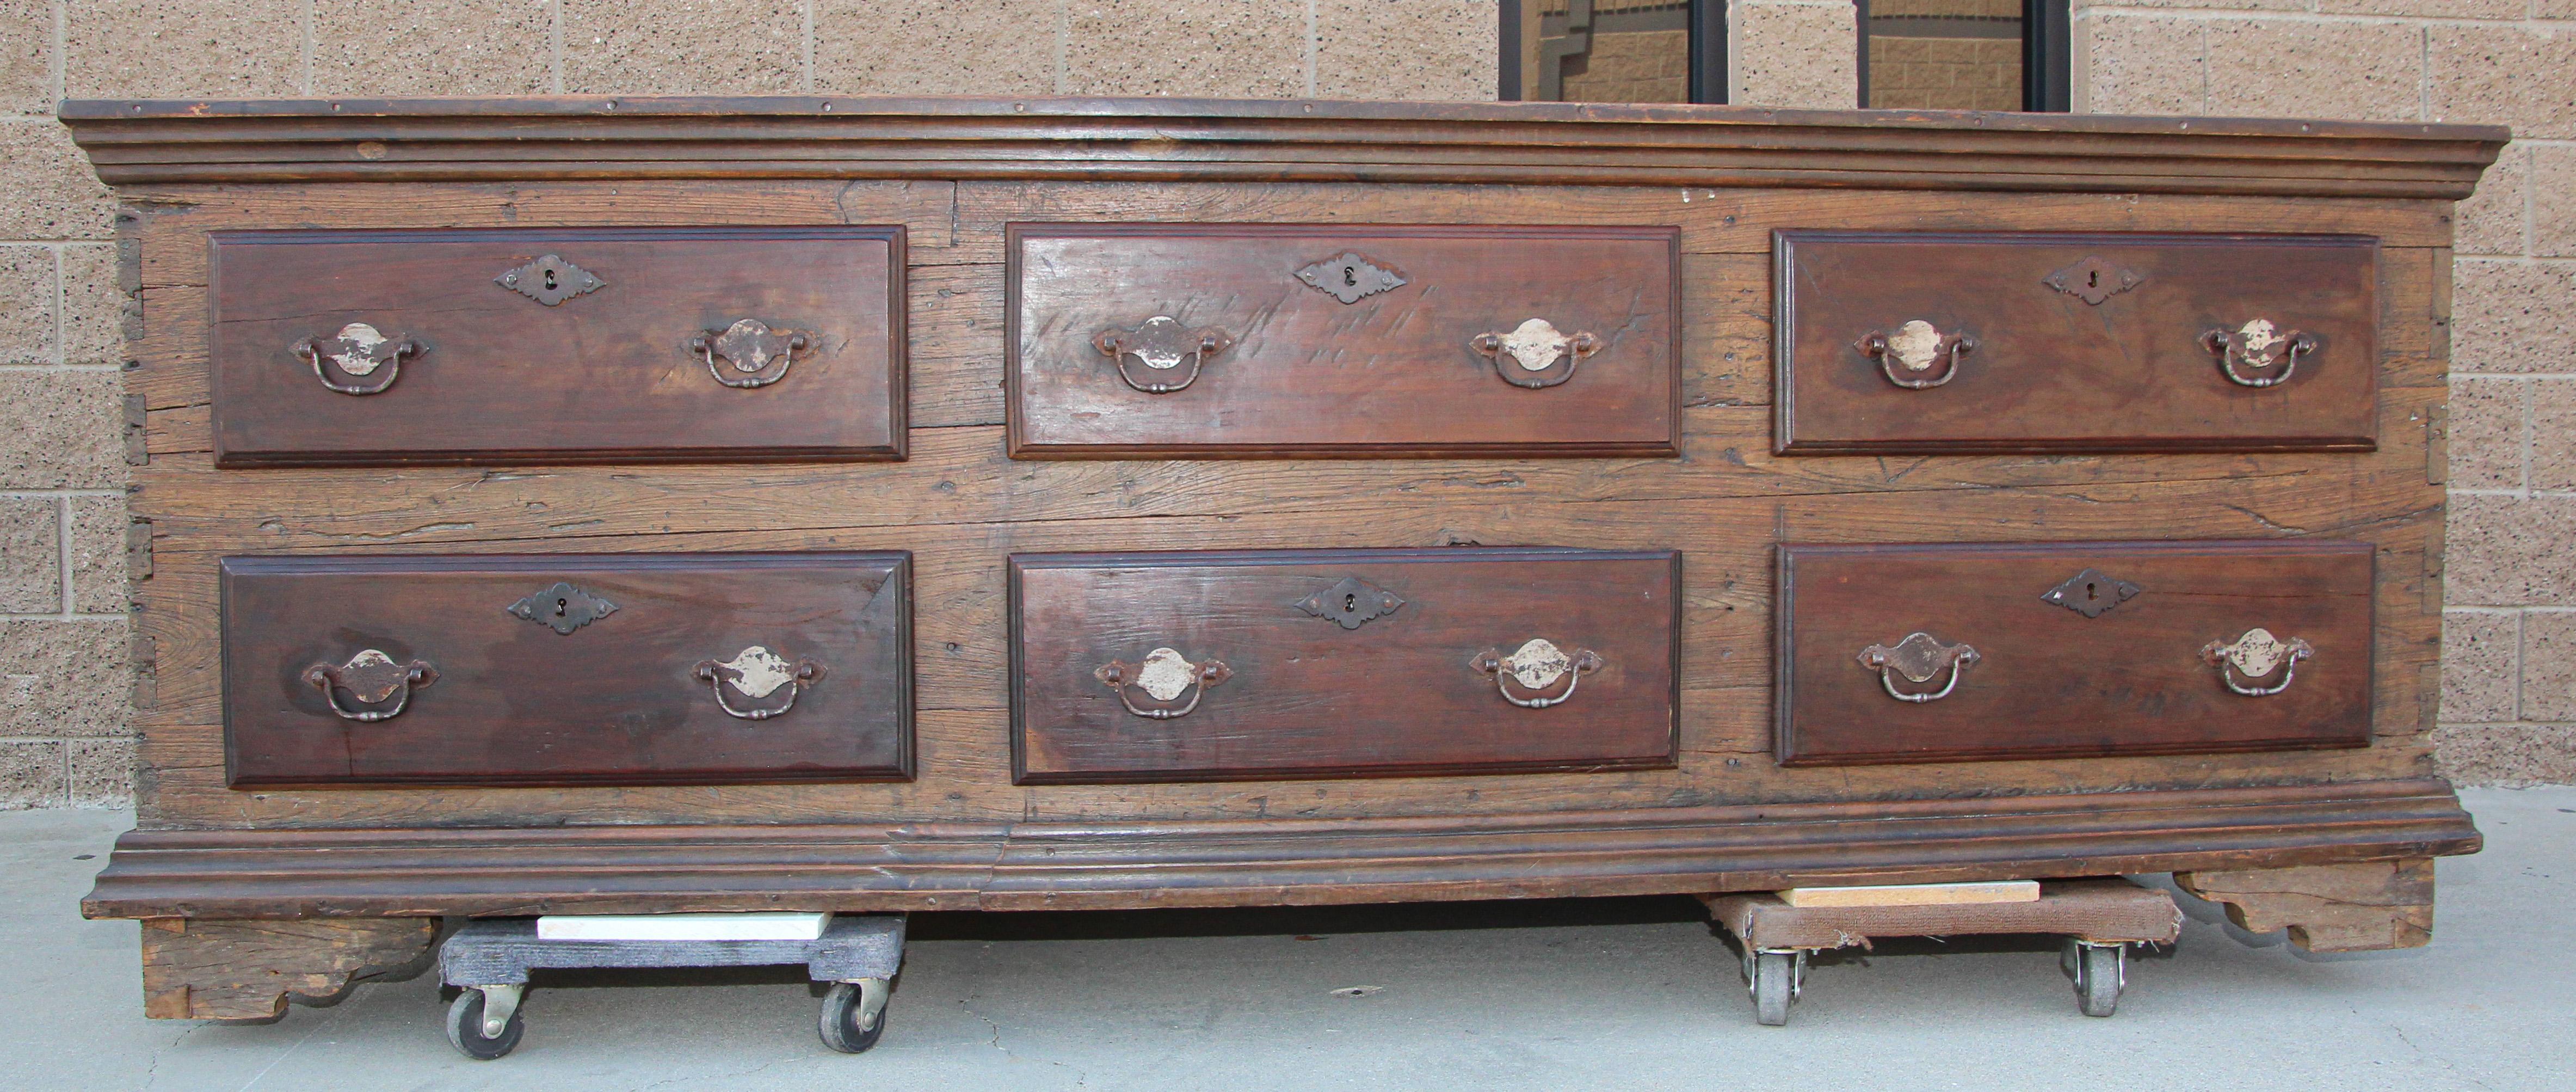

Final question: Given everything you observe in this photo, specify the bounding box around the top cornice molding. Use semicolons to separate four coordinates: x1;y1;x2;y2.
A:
57;96;2507;199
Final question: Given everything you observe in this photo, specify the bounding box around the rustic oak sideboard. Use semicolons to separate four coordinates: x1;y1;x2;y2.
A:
59;97;2503;1021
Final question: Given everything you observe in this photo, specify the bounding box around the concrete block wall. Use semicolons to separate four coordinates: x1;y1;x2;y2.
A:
2072;0;2576;786
0;0;1495;809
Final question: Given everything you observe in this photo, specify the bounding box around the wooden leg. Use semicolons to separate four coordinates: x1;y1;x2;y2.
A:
138;917;440;1021
2174;858;2436;953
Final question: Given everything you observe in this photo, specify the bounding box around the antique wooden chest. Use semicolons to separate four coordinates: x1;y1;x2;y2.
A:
60;97;2504;1020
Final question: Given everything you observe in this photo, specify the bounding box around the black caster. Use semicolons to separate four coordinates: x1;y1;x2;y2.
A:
819;978;891;1053
2061;939;2126;1017
445;985;526;1059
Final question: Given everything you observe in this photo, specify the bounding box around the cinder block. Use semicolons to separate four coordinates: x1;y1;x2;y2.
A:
66;736;132;808
2440;610;2518;722
814;0;1061;96
0;371;125;489
65;0;305;98
1064;0;1304;97
2448;493;2576;606
0;618;128;738
2531;379;2576;493
2452;259;2576;375
1317;0;1495;102
2522;610;2576;721
2431;723;2576;787
2532;145;2576;259
67;495;122;615
0;497;59;614
2203;18;2423;124
564;0;804;95
0;245;54;365
2072;13;2200;115
2429;26;2576;139
2446;377;2525;489
58;243;121;368
0;0;49;116
2454;142;2527;258
1731;2;1857;109
2316;0;2518;18
0;125;116;241
0;740;65;809
313;0;550;96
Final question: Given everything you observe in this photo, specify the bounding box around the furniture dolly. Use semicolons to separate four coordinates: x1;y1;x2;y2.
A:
1704;879;2185;1024
437;916;905;1059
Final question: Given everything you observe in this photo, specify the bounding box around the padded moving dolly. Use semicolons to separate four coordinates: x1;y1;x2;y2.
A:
1701;878;2184;1025
437;915;904;1059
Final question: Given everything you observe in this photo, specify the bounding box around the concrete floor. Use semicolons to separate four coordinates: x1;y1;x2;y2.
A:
9;789;2569;1091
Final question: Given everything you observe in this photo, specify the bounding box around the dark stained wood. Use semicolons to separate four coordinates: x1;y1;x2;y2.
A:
1777;540;2375;765
209;226;905;465
220;553;912;786
139;917;436;1020
1010;548;1680;782
2175;858;2436;952
1774;231;2381;453
1007;224;1680;458
80;778;2479;918
57;97;2509;200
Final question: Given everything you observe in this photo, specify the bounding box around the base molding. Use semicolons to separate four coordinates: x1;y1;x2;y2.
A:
87;779;2479;919
139;917;438;1021
2176;858;2438;952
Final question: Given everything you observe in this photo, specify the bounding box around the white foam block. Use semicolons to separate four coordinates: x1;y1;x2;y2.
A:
1778;880;2041;908
535;912;831;942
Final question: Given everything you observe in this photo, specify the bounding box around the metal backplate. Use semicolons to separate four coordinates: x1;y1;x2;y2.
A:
494;254;606;305
2040;568;2143;618
2043;256;2144;305
1295;253;1408;304
505;581;619;634
1292;576;1406;630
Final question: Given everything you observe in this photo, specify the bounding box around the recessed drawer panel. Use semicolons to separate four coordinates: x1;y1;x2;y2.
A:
210;226;905;465
1010;548;1680;783
220;553;911;787
1774;231;2378;453
1007;224;1680;458
1777;540;2373;766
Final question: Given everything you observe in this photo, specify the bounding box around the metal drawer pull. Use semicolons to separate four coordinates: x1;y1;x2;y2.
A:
693;645;824;721
690;318;808;389
2200;319;2314;388
1096;316;1231;394
1471;318;1599;389
1096;647;1231;719
291;322;423;396
1470;637;1603;709
304;648;437;722
2201;628;2313;697
1857;320;1975;390
1857;631;1979;702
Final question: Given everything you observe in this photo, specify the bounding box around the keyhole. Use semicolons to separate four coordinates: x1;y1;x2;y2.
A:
1344;267;1358;287
1344;593;1359;613
2083;581;2100;602
553;597;569;617
2086;270;2099;289
542;269;559;291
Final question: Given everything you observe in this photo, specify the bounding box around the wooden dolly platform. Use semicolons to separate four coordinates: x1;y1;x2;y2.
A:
1702;879;2184;1024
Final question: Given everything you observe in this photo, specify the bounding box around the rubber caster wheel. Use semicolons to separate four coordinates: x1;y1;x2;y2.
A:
2062;940;2125;1017
1746;950;1803;1027
820;979;890;1053
445;989;525;1060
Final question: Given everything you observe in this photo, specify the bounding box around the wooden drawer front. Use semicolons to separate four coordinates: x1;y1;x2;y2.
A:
1775;231;2378;453
210;227;904;466
1010;548;1680;783
220;553;911;786
1777;541;2374;766
1008;224;1680;458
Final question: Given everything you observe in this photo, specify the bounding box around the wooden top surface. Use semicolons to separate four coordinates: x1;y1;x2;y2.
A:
58;96;2507;198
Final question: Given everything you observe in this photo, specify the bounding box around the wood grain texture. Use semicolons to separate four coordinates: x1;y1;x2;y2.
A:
1775;232;2380;453
221;553;912;786
1777;540;2375;765
1010;548;1680;783
2176;857;2436;952
1006;224;1680;457
138;917;436;1020
210;226;905;465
